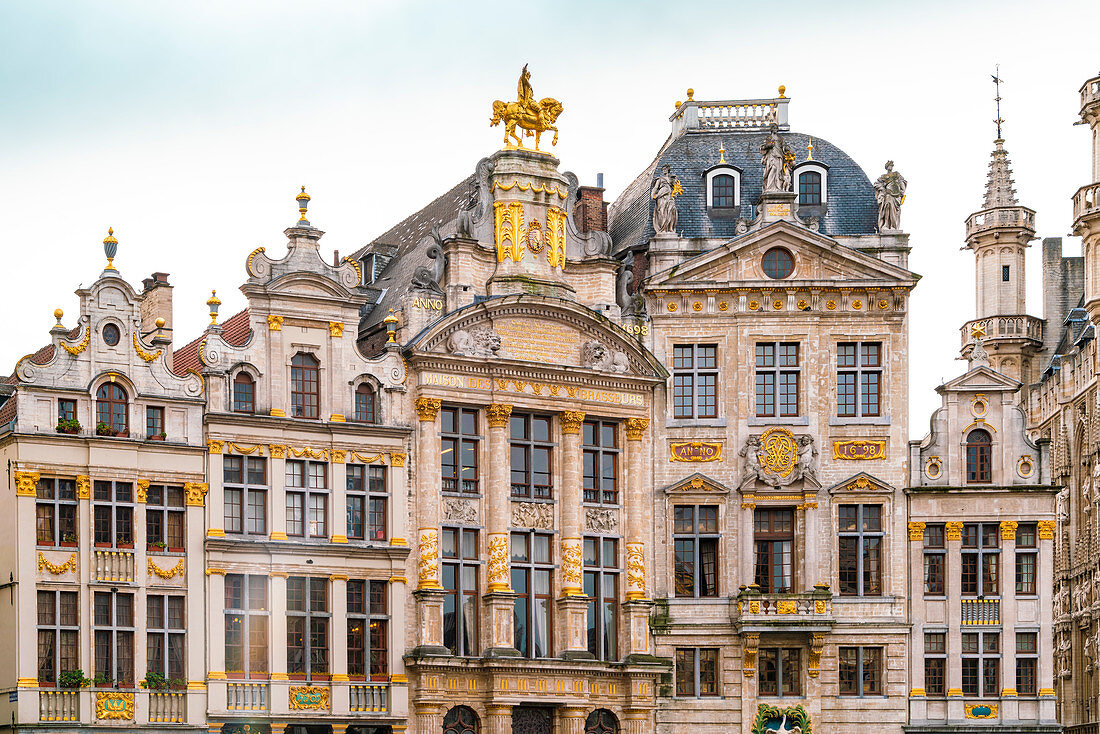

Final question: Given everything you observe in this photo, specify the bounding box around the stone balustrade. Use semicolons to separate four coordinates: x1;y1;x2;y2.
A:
349;683;389;713
732;589;834;632
961;597;1000;625
148;691;186;723
92;549;135;582
39;690;79;722
1081;75;1100;114
670;95;790;135
226;682;268;711
1074;182;1100;225
965;206;1035;238
960;315;1043;348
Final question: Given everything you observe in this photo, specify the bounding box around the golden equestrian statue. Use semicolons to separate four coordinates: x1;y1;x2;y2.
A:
490;64;564;151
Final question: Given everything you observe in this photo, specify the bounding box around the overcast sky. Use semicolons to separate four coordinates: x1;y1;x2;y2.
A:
2;0;1098;436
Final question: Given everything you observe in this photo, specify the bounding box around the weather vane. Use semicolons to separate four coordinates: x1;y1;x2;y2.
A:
992;65;1004;140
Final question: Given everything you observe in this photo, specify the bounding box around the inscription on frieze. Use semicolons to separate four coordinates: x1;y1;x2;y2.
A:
494;319;580;365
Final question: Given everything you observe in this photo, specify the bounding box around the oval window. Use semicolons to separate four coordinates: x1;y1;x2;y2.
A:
762;247;794;279
102;323;121;346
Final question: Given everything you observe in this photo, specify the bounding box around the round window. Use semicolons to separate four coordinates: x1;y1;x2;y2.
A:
762;247;794;279
102;323;121;346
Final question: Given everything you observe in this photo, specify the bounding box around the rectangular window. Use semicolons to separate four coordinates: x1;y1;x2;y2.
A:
673;344;718;419
442;527;479;656
755;342;800;417
673;505;719;598
146;594;185;681
93;591;135;685
676;648;719;697
1003;265;1011;282
93;481;134;548
57;399;76;423
923;524;946;596
509;413;553;499
441;407;480;494
1016;632;1038;696
285;460;328;538
754;508;794;593
962;523;1000;596
839;646;882;696
36;477;77;547
1015;523;1038;596
584;536;619;661
224;574;268;677
962;631;1000;697
223;456;268;536
511;531;554;658
924;632;946;697
758;648;801;696
145;406;164;439
838;505;882;596
347;580;388;678
145;485;185;551
287;577;329;678
837;342;882;417
37;590;78;685
346;464;388;541
582;420;619;505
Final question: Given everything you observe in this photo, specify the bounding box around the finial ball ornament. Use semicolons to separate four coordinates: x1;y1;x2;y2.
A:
54;309;63;320
778;85;786;98
686;88;694;101
155;317;166;329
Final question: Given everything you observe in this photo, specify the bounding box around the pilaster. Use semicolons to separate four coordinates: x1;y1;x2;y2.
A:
1000;521;1019;716
484;403;519;656
945;521;964;719
269;446;288;540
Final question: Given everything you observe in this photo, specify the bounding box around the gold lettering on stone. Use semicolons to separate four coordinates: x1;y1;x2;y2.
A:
494;319;579;365
418;372;644;407
413;296;444;311
766;203;790;217
669;441;722;462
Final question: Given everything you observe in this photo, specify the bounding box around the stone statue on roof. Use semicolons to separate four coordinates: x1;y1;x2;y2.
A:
651;164;682;234
874;160;907;231
761;124;793;193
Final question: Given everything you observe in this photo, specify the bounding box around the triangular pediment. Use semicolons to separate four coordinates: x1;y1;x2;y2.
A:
826;471;895;495
937;365;1022;394
647;220;917;288
662;472;732;495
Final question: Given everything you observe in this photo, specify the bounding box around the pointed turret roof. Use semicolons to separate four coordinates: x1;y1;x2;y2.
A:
983;137;1019;209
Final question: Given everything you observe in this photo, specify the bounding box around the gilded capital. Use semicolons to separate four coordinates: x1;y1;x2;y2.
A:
908;521;926;541
414;397;442;422
1000;520;1018;540
560;411;586;435
945;521;964;542
135;480;149;504
207;440;224;455
14;471;40;497
267;314;283;331
1037;520;1056;540
486;403;513;429
76;475;90;500
625;418;650;441
184;482;209;507
390;452;407;467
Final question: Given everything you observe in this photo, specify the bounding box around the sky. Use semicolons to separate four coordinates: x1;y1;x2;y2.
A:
1;0;1098;436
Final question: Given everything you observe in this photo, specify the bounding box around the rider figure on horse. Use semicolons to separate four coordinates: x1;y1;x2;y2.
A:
517;65;543;130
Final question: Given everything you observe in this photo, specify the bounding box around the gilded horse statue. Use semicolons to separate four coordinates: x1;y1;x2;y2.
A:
490;66;563;151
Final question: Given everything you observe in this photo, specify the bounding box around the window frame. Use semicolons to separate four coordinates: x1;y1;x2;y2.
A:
37;589;79;685
761;248;795;280
93;590;135;685
224;574;269;678
223;456;268;537
346;579;388;680
510;530;554;659
965;429;993;484
758;647;801;697
755;342;800;417
442;526;480;656
346;464;387;542
286;576;330;679
754;508;795;593
93;480;134;549
961;630;1000;697
95;382;129;434
838;646;883;696
672;344;719;420
290;352;320;420
509;413;554;500
1016;631;1038;696
924;631;947;697
923;524;946;596
441;407;481;495
673;505;719;598
676;647;719;697
584;535;619;661
582;420;620;506
36;477;77;547
232;372;256;414
961;523;1000;597
1015;523;1038;596
285;460;329;539
57;398;76;423
704;166;741;209
145;405;165;439
836;342;883;418
837;504;883;597
145;485;185;552
146;593;185;681
353;383;377;423
792;162;828;206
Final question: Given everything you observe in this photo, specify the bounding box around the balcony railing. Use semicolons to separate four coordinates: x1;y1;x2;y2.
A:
226;682;268;711
1081;75;1100;116
965;206;1035;238
670;94;790;135
960;315;1043;348
1074;182;1100;225
732;589;834;631
148;691;185;723
92;549;135;582
349;684;389;713
961;598;1000;625
39;690;79;722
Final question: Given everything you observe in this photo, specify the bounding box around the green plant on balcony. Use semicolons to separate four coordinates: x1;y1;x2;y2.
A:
55;418;81;434
58;669;90;688
169;678;187;691
95;421;113;436
91;672;112;688
140;671;169;690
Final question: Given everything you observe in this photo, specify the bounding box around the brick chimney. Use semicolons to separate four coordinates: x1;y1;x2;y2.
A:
140;272;173;345
574;173;608;234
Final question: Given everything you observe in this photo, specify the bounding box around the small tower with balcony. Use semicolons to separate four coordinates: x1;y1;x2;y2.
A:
962;74;1042;386
1075;72;1100;323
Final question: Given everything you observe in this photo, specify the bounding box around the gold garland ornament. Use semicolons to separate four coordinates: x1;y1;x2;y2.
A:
148;557;185;580
38;552;78;575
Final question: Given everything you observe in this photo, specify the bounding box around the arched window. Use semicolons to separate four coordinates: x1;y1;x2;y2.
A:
233;372;255;414
354;384;376;423
290;353;319;419
762;247;795;279
712;174;735;208
442;706;478;734
798;171;822;206
96;383;128;435
966;429;993;484
584;710;619;734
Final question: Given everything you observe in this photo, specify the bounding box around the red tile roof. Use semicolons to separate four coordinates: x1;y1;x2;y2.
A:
0;394;17;426
172;309;251;376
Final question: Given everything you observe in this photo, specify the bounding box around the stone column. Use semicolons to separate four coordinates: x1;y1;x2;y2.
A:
623;708;651;734
484;403;518;656
1038;520;1058;720
330;574;349;713
1000;521;1019;715
945;521;964;719
268;446;288;540
485;704;512;734
269;572;289;713
206;446;225;538
622;418;652;658
331;453;348;543
267;317;286;416
560;707;587;734
389;451;410;548
412;398;448;654
907;521;928;719
557;411;591;659
414;703;443;734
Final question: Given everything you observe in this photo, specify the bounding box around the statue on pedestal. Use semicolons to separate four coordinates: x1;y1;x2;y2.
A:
651;164;682;234
874;161;907;231
761;124;794;193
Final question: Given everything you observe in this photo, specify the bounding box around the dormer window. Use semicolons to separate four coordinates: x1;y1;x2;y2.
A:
233;373;255;414
705;166;742;211
290;353;319;419
793;162;829;207
96;383;128;435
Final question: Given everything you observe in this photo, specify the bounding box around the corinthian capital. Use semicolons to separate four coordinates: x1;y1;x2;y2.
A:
560;411;586;435
414;397;442;422
625;418;650;440
486;403;513;429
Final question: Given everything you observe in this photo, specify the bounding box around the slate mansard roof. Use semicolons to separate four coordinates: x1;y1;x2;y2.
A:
608;130;880;253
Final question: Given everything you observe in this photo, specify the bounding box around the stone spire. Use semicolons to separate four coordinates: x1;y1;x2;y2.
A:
983;137;1019;209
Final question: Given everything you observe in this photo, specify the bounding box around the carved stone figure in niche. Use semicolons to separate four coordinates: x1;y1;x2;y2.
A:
651;164;682;234
761;124;794;193
739;435;768;485
1086;635;1095;672
410;222;447;295
1055;585;1068;617
448;327;505;358
1083;470;1094;514
1057;486;1070;523
581;340;629;374
873;160;907;231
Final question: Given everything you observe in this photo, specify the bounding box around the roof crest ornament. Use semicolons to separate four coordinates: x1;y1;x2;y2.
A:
490;65;563;152
103;227;118;272
992;65;1004;141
